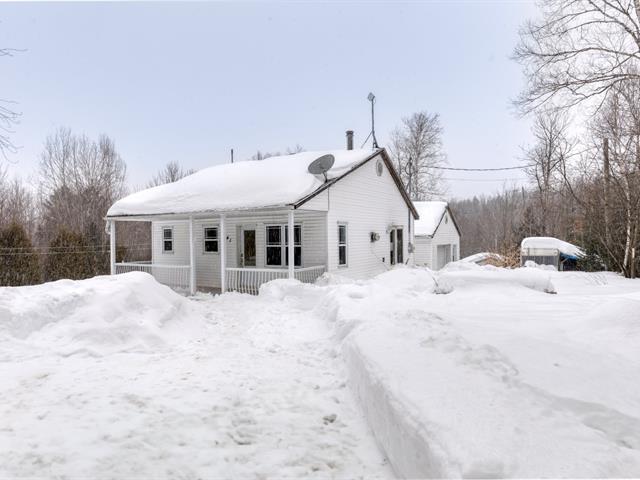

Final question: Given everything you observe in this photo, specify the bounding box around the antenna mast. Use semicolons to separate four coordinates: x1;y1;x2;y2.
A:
368;92;379;149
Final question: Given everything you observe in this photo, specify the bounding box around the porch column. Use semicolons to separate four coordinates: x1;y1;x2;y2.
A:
288;209;295;279
189;216;196;295
220;213;227;293
109;219;116;275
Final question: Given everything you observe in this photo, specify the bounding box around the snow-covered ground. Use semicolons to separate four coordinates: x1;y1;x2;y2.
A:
0;273;389;478
1;265;639;478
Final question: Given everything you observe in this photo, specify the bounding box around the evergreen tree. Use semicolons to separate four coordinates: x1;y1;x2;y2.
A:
0;222;41;286
43;228;94;281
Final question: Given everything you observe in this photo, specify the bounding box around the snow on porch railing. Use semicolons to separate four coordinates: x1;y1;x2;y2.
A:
115;262;190;293
226;265;326;295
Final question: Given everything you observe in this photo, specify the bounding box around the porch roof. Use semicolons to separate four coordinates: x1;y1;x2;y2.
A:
107;149;377;219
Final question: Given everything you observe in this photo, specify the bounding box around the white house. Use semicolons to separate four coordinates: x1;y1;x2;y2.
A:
106;146;419;294
412;201;461;270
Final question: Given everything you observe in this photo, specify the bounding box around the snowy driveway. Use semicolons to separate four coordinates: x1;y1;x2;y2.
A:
0;274;389;478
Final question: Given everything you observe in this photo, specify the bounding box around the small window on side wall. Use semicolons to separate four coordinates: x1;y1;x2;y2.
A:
204;227;218;253
338;224;347;266
162;227;173;253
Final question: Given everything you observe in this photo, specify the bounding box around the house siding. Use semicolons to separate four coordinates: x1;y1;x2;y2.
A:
325;152;414;279
414;236;433;267
152;211;327;289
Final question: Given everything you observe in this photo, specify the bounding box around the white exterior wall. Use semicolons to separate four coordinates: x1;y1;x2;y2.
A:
325;153;414;279
414;209;461;270
152;211;327;289
414;236;433;267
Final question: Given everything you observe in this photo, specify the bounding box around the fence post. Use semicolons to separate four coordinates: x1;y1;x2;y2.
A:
110;219;116;275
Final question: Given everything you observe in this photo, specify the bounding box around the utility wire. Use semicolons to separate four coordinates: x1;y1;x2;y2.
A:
442;177;527;182
432;164;535;172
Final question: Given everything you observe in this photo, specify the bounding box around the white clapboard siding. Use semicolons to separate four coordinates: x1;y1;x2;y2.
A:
152;211;327;289
414;236;433;267
325;152;414;279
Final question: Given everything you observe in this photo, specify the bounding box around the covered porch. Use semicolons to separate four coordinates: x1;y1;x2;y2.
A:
107;207;327;295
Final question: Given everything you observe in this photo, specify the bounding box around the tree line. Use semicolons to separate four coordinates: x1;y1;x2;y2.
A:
0;128;195;286
451;0;640;278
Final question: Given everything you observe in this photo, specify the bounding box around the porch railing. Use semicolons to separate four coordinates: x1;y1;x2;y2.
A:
115;262;190;292
226;265;326;295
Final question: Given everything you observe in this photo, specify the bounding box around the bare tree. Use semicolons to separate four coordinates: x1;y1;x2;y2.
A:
523;109;575;234
38;128;127;247
587;81;640;276
388;111;447;200
514;0;640;113
148;161;195;187
0;48;21;158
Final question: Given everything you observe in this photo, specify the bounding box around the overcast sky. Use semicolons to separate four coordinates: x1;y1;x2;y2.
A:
1;1;537;199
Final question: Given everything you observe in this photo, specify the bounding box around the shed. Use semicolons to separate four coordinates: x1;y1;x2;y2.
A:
412;201;461;270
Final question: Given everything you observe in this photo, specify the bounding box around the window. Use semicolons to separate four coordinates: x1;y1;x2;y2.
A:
266;226;282;266
338;224;347;266
389;227;403;265
204;227;218;253
285;225;302;267
266;225;302;267
162;227;173;253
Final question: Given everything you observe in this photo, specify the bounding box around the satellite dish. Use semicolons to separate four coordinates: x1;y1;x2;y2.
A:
308;154;335;182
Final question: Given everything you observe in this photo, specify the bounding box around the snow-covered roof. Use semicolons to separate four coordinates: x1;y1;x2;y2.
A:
521;237;584;258
107;149;376;217
413;201;449;236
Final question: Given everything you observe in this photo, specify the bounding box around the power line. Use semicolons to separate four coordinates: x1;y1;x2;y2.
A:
442;177;527;182
432;164;535;172
0;243;152;252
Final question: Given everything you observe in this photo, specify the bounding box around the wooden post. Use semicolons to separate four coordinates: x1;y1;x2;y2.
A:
288;209;295;279
189;216;196;295
109;219;116;275
220;213;227;293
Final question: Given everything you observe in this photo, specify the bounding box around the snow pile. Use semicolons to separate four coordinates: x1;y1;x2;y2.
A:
0;273;388;478
413;201;448;236
321;267;640;477
521;236;584;258
0;272;203;357
440;260;557;293
107;149;375;217
3;267;639;478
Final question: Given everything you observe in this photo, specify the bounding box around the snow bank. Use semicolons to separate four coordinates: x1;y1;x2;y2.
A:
0;272;203;357
521;236;584;258
440;261;557;293
107;149;375;217
0;273;388;478
322;267;640;477
413;201;448;236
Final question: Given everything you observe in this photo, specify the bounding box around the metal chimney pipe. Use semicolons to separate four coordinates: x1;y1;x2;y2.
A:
346;130;354;150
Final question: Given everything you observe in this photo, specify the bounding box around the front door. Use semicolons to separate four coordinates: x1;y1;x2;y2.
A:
241;228;256;267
